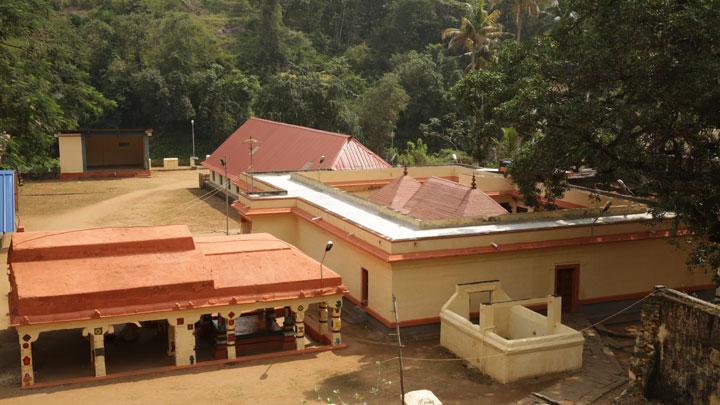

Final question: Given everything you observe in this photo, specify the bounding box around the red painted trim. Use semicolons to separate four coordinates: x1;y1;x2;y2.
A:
579;283;715;305
386;229;688;263
348;284;715;329
326;176;459;189
59;170;151;180
244;205;685;264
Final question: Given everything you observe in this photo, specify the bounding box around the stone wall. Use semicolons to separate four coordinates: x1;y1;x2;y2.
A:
629;287;720;404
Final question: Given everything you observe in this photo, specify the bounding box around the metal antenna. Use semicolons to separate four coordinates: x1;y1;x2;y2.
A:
220;156;229;235
392;295;405;404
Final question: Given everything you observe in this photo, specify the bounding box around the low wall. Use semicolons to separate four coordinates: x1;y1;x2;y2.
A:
629;287;720;403
440;310;583;383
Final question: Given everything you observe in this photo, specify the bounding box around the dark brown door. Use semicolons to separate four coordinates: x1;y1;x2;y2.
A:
361;268;369;307
555;265;579;312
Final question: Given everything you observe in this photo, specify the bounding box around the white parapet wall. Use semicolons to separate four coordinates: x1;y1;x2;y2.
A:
440;281;584;384
163;158;179;170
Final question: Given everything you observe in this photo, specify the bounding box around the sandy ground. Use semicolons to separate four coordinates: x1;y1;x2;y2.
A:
0;170;574;404
18;170;239;233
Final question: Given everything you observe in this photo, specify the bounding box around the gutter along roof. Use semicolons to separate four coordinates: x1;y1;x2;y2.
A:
251;174;657;242
8;225;343;326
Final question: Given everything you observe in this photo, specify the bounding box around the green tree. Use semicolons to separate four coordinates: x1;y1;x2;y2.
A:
489;0;551;41
391;50;448;148
0;3;110;173
256;67;359;134
460;0;720;272
355;73;410;155
442;0;502;72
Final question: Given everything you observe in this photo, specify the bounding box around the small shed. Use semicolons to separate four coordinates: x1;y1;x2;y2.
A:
56;129;152;179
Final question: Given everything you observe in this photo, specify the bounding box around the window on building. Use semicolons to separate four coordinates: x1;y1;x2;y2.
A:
212;172;215;182
118;142;130;149
236;185;240;193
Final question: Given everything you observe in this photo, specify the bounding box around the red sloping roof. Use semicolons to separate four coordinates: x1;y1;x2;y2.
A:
367;175;422;209
202;118;390;180
369;176;508;220
9;227;343;325
332;138;391;170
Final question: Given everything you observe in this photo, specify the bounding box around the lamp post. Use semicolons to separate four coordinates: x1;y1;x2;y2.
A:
190;119;196;163
320;241;333;291
220;157;229;235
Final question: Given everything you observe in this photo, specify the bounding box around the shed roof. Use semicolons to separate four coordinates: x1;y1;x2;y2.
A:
202;118;390;180
8;226;343;325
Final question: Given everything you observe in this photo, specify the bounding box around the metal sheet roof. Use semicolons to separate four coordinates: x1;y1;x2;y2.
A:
203;118;390;180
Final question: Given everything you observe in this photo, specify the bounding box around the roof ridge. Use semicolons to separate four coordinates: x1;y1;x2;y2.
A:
249;117;351;139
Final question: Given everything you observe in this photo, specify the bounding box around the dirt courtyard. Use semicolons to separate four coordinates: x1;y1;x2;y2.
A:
0;170;581;404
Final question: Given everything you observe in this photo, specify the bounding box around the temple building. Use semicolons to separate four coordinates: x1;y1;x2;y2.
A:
201;117;390;197
230;165;713;328
8;225;346;387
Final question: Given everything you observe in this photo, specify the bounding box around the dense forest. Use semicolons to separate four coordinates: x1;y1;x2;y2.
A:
0;0;559;171
2;1;720;269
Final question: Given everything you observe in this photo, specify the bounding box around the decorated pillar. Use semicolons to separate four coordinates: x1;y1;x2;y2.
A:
169;315;200;366
330;299;342;346
283;306;294;335
294;304;306;351
82;325;113;378
18;330;39;387
225;311;237;360
318;302;329;335
167;322;175;356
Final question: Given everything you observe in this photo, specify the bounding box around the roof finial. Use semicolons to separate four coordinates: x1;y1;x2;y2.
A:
471;173;477;189
403;165;408;176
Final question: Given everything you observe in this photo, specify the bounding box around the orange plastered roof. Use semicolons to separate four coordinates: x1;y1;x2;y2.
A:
8;228;343;325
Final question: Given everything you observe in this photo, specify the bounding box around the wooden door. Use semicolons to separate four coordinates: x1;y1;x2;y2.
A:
555;265;579;313
361;268;369;307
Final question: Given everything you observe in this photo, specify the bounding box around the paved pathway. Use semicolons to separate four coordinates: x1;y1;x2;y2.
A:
518;314;628;404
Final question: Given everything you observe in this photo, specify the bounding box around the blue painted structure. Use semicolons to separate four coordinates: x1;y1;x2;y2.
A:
0;170;15;232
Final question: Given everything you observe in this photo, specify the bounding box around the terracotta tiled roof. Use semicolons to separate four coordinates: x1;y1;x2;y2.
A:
367;175;421;209
369;176;508;220
202;118;390;181
8;226;343;325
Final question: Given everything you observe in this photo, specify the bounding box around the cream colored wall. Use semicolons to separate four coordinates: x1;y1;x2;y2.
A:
248;215;298;245
58;135;84;174
249;214;395;319
392;237;704;322
292;219;395;319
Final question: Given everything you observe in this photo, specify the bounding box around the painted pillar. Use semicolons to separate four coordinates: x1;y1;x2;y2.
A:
225;311;237;360
283;306;294;335
318;302;329;335
330;299;342;346
479;303;495;332
294;304;306;351
169;316;199;366
167;323;175;356
18;330;39;387
82;326;112;378
143;133;150;170
547;295;562;334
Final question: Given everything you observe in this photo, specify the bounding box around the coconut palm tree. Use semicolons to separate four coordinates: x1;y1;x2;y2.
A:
442;0;503;72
